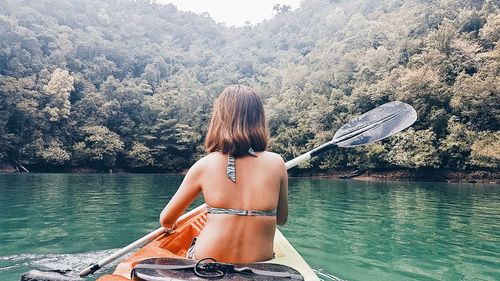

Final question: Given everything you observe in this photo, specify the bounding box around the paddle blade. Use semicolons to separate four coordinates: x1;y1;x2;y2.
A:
332;101;417;147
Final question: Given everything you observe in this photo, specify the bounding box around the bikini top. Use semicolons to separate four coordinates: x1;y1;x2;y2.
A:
207;147;276;217
206;205;277;217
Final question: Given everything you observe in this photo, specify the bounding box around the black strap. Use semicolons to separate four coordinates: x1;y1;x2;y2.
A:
132;260;303;280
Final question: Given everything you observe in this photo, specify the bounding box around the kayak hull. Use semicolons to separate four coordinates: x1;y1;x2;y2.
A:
97;205;319;281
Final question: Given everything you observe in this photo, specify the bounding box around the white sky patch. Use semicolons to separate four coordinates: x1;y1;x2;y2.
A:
158;0;301;27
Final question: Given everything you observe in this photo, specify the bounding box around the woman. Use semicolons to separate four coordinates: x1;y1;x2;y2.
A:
159;85;288;263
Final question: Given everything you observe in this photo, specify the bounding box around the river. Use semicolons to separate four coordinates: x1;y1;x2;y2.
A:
0;174;499;280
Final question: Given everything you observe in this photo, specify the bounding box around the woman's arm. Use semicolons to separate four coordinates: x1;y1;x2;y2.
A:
159;161;203;228
276;158;288;226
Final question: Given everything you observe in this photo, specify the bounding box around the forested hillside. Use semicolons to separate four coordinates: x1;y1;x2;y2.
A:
0;0;498;174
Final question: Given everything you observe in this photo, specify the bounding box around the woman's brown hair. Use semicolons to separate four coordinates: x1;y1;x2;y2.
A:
204;85;268;156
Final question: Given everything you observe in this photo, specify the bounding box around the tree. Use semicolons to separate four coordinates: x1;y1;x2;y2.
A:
38;146;71;165
469;131;500;169
73;125;124;167
385;129;441;169
43;68;74;122
127;142;154;168
439;118;476;170
479;11;500;44
450;51;499;131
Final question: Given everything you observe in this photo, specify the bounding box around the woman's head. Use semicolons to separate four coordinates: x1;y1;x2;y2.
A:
204;85;268;156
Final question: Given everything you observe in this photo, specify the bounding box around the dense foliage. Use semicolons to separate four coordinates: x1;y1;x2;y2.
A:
0;0;498;172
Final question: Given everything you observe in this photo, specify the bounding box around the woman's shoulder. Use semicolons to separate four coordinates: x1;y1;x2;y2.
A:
192;152;223;168
259;151;284;160
258;152;286;177
259;151;285;166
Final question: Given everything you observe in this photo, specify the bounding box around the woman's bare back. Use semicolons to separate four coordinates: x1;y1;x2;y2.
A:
192;151;287;262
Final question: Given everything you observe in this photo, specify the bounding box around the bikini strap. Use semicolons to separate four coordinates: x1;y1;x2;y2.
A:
226;155;236;182
226;147;257;183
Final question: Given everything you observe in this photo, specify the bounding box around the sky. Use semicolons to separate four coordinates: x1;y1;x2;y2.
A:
158;0;301;27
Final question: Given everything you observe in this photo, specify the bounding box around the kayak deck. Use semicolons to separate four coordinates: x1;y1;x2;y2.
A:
97;205;319;281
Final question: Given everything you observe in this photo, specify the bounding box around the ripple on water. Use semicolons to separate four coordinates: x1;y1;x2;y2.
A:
0;249;123;280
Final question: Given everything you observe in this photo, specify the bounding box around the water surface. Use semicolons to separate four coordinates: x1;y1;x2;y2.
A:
0;174;499;280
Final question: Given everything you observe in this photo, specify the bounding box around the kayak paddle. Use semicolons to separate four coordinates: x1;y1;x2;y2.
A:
285;101;417;169
78;100;416;277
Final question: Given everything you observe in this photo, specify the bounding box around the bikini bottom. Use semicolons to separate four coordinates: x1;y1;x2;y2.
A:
186;237;197;259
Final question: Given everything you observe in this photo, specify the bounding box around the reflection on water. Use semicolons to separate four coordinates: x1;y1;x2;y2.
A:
0;174;499;281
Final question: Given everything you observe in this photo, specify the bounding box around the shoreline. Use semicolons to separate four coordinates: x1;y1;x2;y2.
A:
292;170;500;185
1;164;498;185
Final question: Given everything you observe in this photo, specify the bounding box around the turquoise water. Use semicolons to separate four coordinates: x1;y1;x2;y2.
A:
0;174;499;281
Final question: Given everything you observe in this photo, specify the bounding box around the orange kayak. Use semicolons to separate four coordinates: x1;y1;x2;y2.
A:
97;205;320;281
